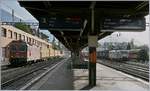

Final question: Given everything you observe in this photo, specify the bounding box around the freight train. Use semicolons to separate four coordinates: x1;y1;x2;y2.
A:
0;25;63;66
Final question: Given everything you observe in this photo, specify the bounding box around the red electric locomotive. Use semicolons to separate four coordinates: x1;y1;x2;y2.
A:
6;40;27;65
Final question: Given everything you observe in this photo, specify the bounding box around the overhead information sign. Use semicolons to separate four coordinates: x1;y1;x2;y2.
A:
101;17;145;32
39;17;82;31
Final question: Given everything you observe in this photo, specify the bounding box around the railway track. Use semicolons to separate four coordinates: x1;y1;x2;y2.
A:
126;61;149;68
1;66;21;73
1;65;16;71
98;60;149;81
1;58;62;84
1;60;54;73
1;57;64;71
1;57;66;90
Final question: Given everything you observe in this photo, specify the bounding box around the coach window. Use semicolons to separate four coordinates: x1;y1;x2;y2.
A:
37;41;38;46
35;40;36;45
35;40;37;45
19;34;21;40
30;38;32;44
29;38;31;43
14;32;17;40
1;28;7;37
34;40;36;45
8;30;12;38
26;37;28;42
32;39;34;44
28;37;30;42
22;35;25;41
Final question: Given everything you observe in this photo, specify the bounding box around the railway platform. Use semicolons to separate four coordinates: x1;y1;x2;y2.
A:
74;62;149;91
16;58;149;90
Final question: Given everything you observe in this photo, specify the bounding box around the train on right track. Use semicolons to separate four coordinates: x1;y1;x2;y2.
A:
83;49;141;61
100;49;141;61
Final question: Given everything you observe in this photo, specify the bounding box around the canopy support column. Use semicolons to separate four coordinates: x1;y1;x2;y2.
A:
88;36;97;86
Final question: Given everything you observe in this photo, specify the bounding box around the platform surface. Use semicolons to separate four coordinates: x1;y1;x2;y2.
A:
25;59;149;90
73;63;149;91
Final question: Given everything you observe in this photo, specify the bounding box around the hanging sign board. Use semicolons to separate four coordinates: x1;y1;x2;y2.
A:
39;17;82;31
39;17;49;29
101;17;146;32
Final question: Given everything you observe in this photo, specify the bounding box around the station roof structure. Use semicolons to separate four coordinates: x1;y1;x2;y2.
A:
19;1;149;52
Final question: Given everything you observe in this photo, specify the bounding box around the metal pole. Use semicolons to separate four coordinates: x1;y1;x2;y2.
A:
89;47;96;86
88;1;97;86
88;36;97;86
12;9;14;22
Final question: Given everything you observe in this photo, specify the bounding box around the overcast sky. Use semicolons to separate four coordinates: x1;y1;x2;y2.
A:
0;0;37;22
1;0;149;46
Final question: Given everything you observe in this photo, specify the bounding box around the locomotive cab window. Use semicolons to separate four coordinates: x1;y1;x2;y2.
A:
19;44;27;51
11;45;17;51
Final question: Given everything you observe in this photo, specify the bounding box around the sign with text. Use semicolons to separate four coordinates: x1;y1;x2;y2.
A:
39;17;82;31
101;17;146;32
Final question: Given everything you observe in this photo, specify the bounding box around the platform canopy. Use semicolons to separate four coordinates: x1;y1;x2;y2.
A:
19;1;149;52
